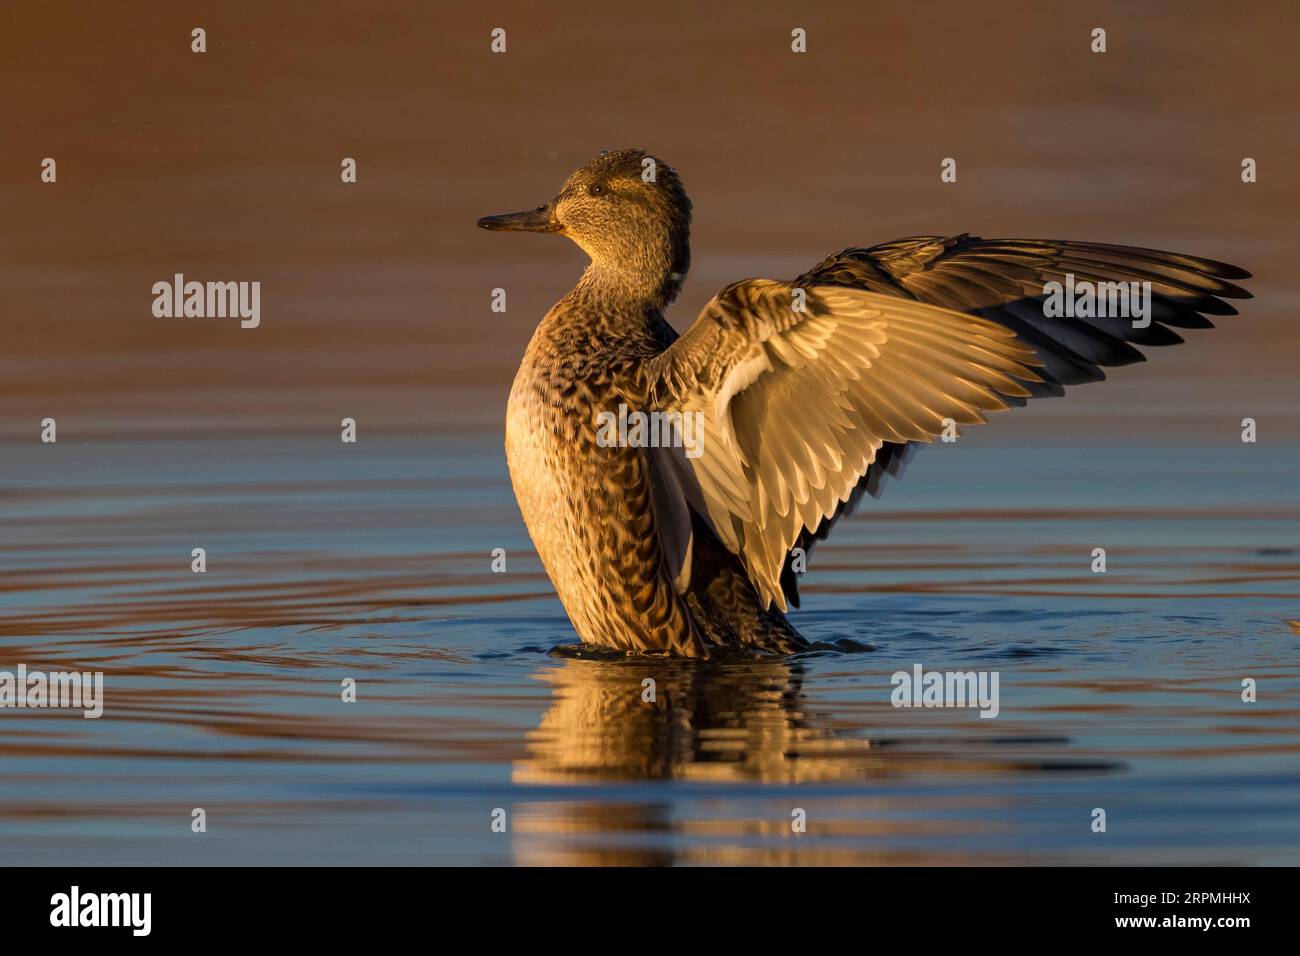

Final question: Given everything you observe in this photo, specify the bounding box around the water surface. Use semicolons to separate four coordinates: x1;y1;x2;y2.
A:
1;0;1296;866
3;432;1296;865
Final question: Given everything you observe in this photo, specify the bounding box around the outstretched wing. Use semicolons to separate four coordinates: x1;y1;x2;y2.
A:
648;237;1252;611
784;236;1254;602
801;235;1252;395
647;280;1043;610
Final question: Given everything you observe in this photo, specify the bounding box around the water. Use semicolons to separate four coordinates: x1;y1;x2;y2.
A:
3;430;1296;865
1;0;1296;867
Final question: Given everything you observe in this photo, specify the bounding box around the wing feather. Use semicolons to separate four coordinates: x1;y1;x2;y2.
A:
645;236;1251;611
649;281;1041;608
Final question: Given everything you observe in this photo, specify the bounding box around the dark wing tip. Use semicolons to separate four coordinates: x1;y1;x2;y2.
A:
1208;262;1253;281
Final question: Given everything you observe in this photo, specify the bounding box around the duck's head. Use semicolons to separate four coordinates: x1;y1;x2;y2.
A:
478;148;692;305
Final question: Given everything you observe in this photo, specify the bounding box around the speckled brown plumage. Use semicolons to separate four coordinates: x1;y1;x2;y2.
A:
480;149;1252;658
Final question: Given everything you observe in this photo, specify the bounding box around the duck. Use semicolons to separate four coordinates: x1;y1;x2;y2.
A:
478;148;1252;658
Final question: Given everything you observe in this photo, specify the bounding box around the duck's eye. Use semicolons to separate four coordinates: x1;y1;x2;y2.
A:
588;183;605;196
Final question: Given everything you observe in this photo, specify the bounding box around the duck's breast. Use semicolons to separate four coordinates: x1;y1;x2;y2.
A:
505;357;695;650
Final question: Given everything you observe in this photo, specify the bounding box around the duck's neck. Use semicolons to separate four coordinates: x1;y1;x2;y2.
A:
573;265;681;316
534;267;683;363
572;224;691;316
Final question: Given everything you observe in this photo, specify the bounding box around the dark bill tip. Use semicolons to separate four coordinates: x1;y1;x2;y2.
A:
476;203;563;234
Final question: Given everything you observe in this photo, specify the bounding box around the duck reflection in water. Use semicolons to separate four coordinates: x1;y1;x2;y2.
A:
510;656;875;865
514;655;873;785
507;655;1122;864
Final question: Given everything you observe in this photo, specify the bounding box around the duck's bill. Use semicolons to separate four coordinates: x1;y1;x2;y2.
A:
476;203;564;234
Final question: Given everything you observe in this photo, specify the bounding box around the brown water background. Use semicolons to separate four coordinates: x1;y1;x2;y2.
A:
1;1;1298;864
